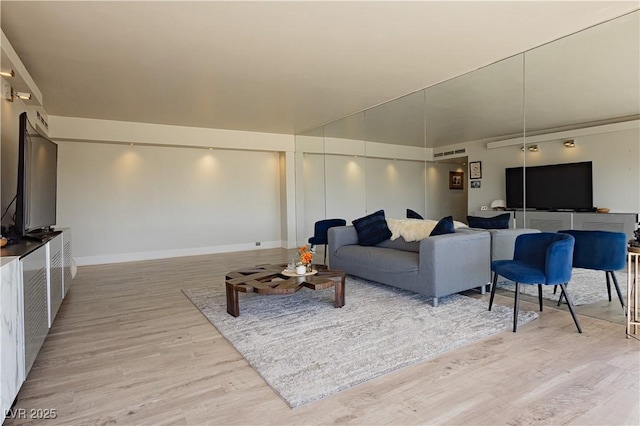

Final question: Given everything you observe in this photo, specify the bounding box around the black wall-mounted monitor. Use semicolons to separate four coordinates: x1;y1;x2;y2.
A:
15;112;58;238
505;161;593;211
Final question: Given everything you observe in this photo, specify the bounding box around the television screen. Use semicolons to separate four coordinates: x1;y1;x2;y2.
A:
15;112;58;237
505;161;593;211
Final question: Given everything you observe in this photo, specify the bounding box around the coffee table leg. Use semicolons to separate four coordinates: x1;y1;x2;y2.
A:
226;283;240;317
334;276;345;308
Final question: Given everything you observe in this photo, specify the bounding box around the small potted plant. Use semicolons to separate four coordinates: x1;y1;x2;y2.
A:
296;245;313;274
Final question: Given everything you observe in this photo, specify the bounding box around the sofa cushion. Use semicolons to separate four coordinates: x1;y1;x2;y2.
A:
406;208;424;220
352;209;392;246
467;213;511;229
335;245;418;273
376;237;420;253
430;216;455;236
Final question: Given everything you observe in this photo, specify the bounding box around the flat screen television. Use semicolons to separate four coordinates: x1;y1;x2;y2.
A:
505;161;593;211
15;112;58;239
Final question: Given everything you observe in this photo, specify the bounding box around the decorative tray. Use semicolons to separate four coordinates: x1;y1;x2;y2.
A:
282;269;318;277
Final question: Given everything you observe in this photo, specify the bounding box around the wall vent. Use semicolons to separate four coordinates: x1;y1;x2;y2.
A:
434;149;466;158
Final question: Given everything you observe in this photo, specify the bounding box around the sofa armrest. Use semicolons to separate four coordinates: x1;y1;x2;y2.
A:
418;230;491;297
328;225;358;251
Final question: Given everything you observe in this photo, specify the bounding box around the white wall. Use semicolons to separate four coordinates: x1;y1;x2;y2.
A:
57;141;283;264
365;158;426;220
324;155;367;223
299;153;326;246
425;162;468;223
523;128;639;213
0;92;24;227
442;121;640;216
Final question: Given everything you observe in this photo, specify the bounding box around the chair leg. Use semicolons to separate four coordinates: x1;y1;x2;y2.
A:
489;272;498;311
605;271;612;302
559;283;582;333
557;283;566;306
323;244;327;265
538;284;543;311
553;284;558;295
513;283;520;332
608;271;626;309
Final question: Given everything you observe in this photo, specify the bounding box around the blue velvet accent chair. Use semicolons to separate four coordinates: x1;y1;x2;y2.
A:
308;219;347;264
556;229;627;309
489;232;582;333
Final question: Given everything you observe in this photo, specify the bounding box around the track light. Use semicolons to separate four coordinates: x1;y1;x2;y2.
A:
564;139;575;148
520;144;539;152
14;90;31;100
0;69;15;78
4;87;31;101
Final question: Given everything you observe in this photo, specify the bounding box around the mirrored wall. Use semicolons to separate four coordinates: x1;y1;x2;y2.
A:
295;11;639;323
296;10;638;245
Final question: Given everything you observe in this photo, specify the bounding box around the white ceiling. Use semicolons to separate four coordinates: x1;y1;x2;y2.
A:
1;1;639;136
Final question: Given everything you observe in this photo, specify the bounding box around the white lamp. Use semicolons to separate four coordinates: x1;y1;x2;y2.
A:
490;199;506;210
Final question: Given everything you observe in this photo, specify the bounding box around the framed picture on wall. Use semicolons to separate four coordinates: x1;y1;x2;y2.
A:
471;180;481;188
449;171;464;190
469;161;482;179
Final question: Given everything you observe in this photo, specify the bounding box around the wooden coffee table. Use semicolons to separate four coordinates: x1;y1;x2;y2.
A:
225;264;345;317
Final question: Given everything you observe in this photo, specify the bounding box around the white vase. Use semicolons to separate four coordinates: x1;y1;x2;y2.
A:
295;265;306;275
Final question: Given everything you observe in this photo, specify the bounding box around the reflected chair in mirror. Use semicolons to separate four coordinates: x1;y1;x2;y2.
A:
308;219;347;265
555;230;627;310
489;232;582;333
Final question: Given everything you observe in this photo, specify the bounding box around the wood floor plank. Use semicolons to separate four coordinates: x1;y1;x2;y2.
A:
4;248;639;425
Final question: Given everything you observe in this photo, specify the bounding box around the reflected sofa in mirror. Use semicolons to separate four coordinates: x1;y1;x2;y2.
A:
293;11;639;328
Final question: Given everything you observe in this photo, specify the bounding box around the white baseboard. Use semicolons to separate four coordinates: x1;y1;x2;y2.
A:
74;240;283;266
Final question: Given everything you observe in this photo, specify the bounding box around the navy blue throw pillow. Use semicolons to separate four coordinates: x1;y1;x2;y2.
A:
406;209;424;220
430;216;455;236
352;210;392;246
467;213;511;229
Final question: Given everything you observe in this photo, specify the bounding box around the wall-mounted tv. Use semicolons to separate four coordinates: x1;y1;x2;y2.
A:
505;161;593;211
15;112;58;239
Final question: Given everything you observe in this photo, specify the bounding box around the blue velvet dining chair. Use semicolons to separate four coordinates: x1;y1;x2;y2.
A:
489;232;582;333
556;230;627;309
308;219;346;264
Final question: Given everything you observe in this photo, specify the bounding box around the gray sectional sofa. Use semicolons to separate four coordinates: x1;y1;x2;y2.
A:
328;226;491;306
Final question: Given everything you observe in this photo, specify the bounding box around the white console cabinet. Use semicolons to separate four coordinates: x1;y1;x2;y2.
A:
514;211;637;241
0;230;72;422
0;257;25;423
472;211;638;240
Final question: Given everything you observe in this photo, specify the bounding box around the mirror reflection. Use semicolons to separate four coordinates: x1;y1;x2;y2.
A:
364;90;426;219
294;12;639;327
522;11;639;324
425;54;524;223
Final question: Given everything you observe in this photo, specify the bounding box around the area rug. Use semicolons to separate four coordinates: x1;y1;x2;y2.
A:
496;267;628;306
183;276;537;408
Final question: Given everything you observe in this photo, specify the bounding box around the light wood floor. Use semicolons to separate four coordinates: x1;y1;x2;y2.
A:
5;248;639;425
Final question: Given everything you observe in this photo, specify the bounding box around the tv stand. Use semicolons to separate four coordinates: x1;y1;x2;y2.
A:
513;211;637;240
21;230;62;243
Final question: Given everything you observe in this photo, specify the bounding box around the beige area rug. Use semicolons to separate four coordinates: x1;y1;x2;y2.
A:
497;267;628;306
183;276;537;408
